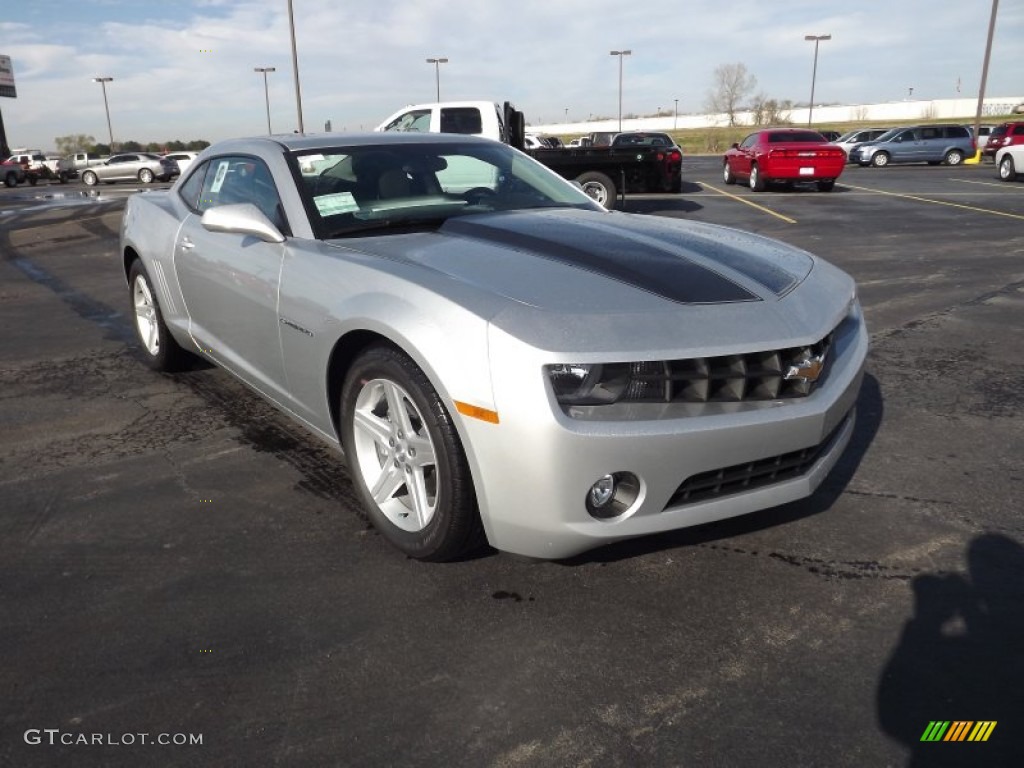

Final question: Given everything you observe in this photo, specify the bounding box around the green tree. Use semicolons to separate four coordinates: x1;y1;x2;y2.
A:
54;134;96;155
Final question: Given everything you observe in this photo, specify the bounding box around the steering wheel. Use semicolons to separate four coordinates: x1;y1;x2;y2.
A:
463;187;498;205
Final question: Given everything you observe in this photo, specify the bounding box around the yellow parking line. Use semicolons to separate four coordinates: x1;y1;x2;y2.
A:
950;178;1024;191
697;182;798;224
843;183;1024;220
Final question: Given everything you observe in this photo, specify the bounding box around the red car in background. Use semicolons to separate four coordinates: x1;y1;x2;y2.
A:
982;121;1024;162
723;129;846;192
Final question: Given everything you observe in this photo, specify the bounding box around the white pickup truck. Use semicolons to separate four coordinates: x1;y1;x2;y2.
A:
376;101;683;209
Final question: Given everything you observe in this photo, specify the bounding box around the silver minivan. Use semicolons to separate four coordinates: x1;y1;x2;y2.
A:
834;128;891;162
850;124;975;167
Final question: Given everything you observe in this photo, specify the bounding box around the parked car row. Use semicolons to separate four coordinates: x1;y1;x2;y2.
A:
1;149;203;189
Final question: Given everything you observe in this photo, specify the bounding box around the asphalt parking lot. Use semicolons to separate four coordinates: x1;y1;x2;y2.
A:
1;159;1022;767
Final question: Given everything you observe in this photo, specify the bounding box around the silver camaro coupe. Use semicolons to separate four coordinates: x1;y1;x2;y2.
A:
120;133;868;561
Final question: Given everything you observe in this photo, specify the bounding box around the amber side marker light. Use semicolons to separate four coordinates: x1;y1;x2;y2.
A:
454;401;500;424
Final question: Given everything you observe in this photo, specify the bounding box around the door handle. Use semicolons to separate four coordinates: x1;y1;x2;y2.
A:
180;237;195;251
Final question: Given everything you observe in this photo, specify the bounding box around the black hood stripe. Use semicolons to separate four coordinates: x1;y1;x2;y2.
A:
594;216;802;296
442;215;759;305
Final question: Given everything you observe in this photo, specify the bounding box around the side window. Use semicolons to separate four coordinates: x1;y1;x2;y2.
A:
382;110;431;132
439;107;483;135
739;134;757;149
197;156;287;232
1012;125;1024;136
177;161;209;211
920;127;939;140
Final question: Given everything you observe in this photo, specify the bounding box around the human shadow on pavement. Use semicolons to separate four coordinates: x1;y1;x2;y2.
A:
876;533;1024;767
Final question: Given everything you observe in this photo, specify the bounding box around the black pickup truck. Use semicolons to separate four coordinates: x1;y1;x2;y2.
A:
377;101;683;210
526;130;683;207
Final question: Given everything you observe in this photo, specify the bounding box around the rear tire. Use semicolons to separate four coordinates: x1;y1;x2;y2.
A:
944;149;964;166
999;154;1016;181
749;163;766;192
575;171;617;210
817;180;835;192
128;260;190;372
723;161;736;185
4;172;17;188
871;152;890;168
340;344;484;562
28;175;38;186
82;171;98;186
139;168;154;184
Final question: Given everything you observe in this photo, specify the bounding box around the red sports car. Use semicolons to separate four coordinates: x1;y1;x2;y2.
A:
723;129;846;192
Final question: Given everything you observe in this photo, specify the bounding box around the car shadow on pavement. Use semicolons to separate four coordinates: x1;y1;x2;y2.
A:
618;196;703;216
562;372;884;565
875;533;1024;767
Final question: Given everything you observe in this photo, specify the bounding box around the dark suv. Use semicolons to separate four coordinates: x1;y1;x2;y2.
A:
982;122;1024;161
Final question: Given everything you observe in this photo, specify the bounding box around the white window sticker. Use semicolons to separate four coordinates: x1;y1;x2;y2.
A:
314;192;358;216
210;160;230;194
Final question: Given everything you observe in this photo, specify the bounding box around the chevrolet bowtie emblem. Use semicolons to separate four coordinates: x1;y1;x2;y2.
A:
785;354;825;383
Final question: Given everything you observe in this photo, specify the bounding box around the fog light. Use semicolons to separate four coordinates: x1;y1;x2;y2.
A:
589;475;615;508
585;472;641;520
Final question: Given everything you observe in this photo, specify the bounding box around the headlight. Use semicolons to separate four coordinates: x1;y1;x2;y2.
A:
546;361;668;405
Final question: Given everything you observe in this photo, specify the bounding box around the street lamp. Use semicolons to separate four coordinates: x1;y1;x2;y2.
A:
254;67;276;134
565;107;569;122
426;57;448;101
804;34;831;126
674;98;679;129
92;77;115;152
287;0;304;133
609;49;631;132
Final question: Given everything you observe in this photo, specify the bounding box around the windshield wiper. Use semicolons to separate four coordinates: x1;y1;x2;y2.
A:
326;216;449;238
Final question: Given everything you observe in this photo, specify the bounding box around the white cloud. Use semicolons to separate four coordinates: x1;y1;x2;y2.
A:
1;0;1021;148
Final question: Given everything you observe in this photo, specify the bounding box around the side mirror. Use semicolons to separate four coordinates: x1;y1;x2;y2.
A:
731;142;740;150
201;203;285;243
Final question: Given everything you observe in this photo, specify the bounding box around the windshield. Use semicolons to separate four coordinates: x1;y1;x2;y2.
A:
292;141;602;239
873;128;903;142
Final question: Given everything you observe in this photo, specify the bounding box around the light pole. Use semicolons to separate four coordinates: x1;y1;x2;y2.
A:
287;0;304;133
426;57;448;101
674;98;678;129
92;77;115;152
804;34;831;126
254;67;276;134
973;0;1000;145
609;49;631;132
565;107;569;122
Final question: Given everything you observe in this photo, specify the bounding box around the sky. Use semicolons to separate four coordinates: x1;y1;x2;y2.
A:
1;0;1022;149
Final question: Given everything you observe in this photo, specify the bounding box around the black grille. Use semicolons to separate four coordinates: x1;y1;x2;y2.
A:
665;414;850;508
613;333;833;404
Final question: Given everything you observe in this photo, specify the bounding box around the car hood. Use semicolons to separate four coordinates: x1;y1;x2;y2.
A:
326;209;850;355
335;209;813;309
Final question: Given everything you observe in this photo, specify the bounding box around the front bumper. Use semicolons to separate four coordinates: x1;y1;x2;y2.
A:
462;304;868;559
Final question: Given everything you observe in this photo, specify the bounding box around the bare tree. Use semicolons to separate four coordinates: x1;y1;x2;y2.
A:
705;63;757;126
751;94;794;126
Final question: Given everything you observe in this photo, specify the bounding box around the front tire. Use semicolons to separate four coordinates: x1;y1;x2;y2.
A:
999;155;1016;181
3;172;17;188
139;168;154;184
871;152;890;168
340;345;483;562
128;260;189;371
82;171;98;186
575;171;617;210
944;149;964;166
723;161;736;185
749;163;766;192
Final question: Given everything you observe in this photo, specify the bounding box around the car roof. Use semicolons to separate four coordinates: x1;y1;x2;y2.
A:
209;132;505;155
